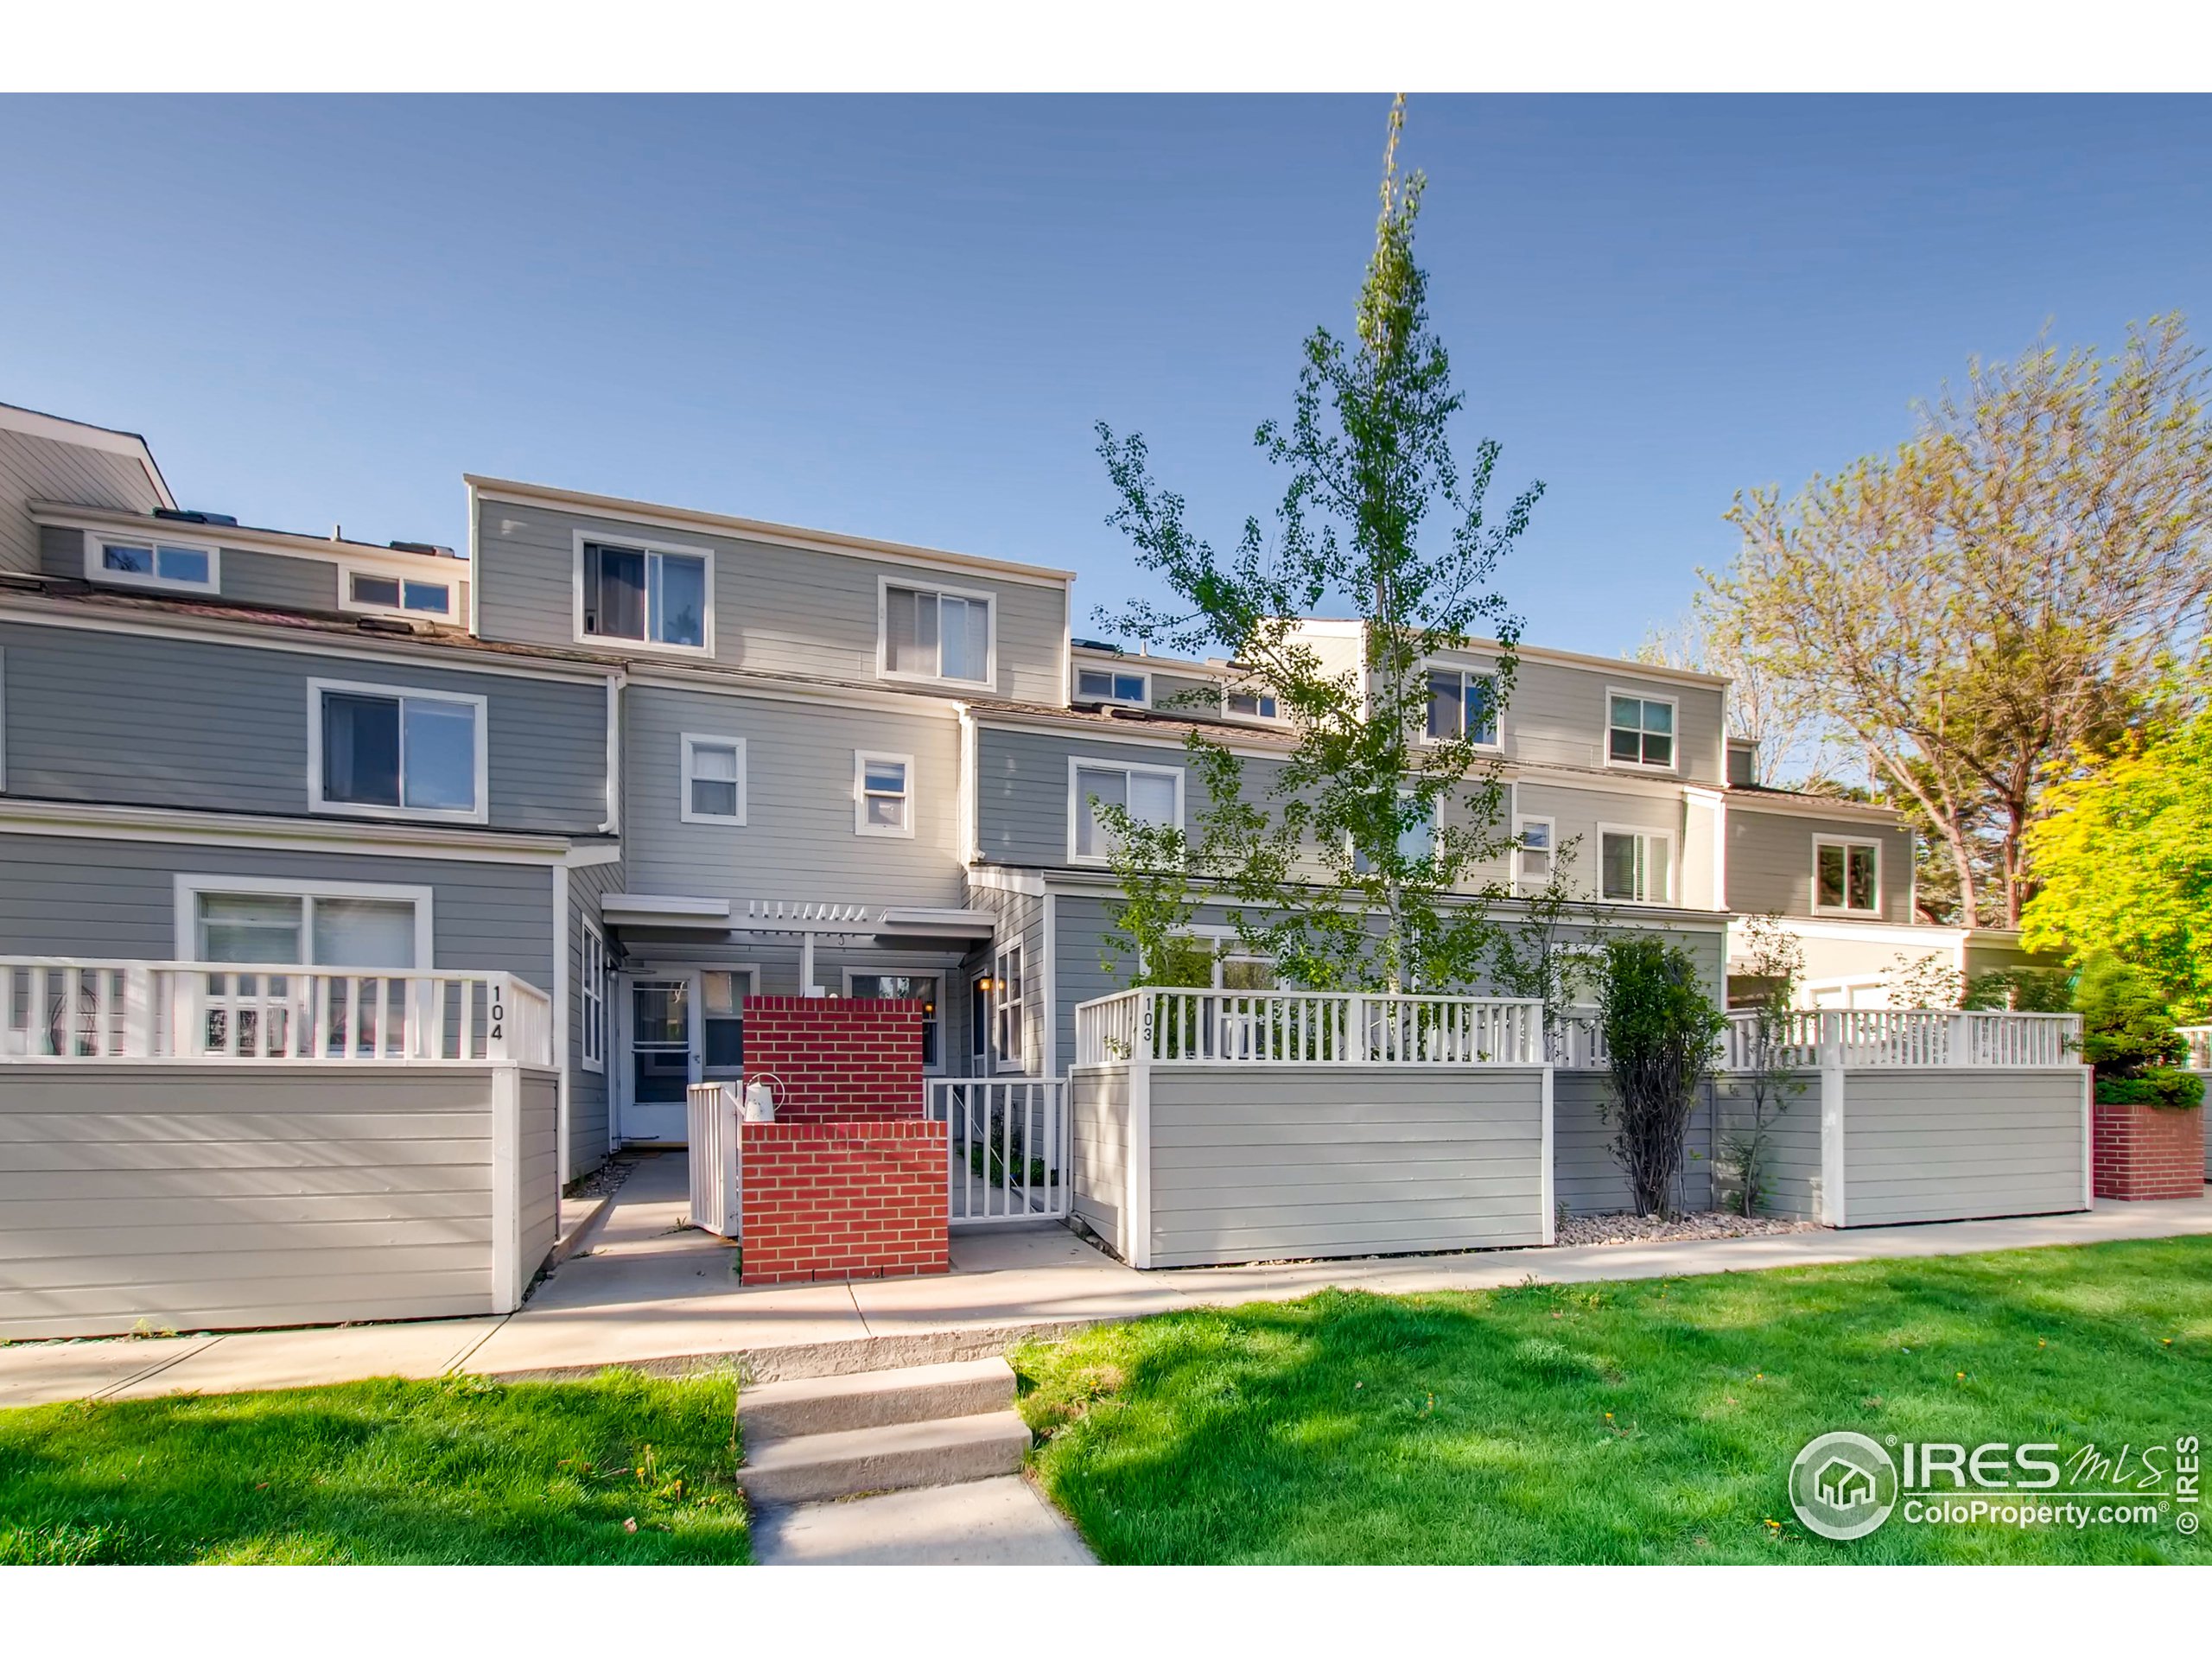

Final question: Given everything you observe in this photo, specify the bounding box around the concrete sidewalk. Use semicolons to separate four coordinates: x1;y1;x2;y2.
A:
4;1150;2208;1412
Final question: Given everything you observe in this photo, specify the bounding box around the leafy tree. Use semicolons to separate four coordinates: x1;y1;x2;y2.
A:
1090;95;1541;994
1634;604;1827;785
1597;937;1726;1218
1710;318;2212;927
2021;670;2212;1019
2070;955;2203;1109
1716;916;1807;1217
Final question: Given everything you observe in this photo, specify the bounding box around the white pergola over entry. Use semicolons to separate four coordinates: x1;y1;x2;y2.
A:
736;899;872;995
599;895;1000;994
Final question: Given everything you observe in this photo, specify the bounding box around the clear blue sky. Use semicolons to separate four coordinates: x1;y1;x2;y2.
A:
2;94;2205;657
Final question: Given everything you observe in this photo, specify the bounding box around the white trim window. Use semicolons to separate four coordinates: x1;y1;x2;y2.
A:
1353;791;1436;875
680;734;747;825
1515;815;1555;893
308;678;487;824
1224;687;1281;721
1606;691;1678;770
846;971;944;1073
85;529;218;594
343;567;455;620
1426;667;1500;747
580;919;609;1073
1075;665;1148;706
1599;825;1674;904
992;939;1027;1073
1068;757;1183;864
577;535;713;653
855;750;914;837
175;874;433;969
1813;836;1882;917
880;578;994;687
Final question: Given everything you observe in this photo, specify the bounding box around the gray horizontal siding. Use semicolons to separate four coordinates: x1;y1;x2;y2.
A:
1145;1064;1548;1265
0;834;555;989
1498;655;1726;785
475;497;1069;703
1726;804;1915;922
966;880;1048;1074
620;684;966;907
1552;1070;1716;1215
0;433;165;574
1713;1072;1826;1220
518;1067;561;1274
566;855;624;1177
1840;1067;2086;1226
0;620;607;834
0;1064;501;1339
35;523;455;617
1069;1064;1130;1255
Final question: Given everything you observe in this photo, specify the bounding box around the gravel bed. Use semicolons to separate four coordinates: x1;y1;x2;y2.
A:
566;1154;639;1204
1554;1211;1820;1247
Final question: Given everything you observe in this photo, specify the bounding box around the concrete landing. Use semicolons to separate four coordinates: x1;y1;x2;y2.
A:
750;1475;1096;1566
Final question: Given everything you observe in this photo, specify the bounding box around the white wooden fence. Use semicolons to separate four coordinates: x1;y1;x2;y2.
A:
1552;1006;2080;1071
1074;988;1546;1067
2179;1025;2212;1073
924;1077;1071;1224
0;958;552;1065
685;1081;742;1237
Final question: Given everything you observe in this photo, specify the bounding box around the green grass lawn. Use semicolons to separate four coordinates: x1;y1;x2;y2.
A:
0;1369;748;1564
1014;1236;2212;1565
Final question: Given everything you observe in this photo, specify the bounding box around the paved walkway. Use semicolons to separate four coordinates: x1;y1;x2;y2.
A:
4;1151;2208;1411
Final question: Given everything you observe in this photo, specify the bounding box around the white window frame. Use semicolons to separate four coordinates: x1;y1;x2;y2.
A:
1422;664;1503;749
841;968;948;1077
1144;925;1278;990
1065;755;1185;866
307;677;489;825
877;575;997;690
991;938;1027;1073
1075;664;1150;707
1514;814;1556;894
340;563;457;621
854;748;916;838
1605;688;1681;773
571;530;716;657
1596;823;1677;906
1222;686;1284;722
172;874;435;969
679;732;747;826
84;528;219;594
580;918;609;1073
1811;835;1883;918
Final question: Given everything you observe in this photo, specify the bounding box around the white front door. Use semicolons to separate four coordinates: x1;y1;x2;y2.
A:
621;976;695;1144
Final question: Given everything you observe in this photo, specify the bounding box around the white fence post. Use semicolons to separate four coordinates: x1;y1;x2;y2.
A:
490;1063;521;1314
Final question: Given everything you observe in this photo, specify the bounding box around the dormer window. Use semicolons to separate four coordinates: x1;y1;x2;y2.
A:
86;531;218;594
346;569;454;620
1077;666;1148;705
1225;689;1280;721
880;579;993;687
1426;668;1499;747
578;537;711;652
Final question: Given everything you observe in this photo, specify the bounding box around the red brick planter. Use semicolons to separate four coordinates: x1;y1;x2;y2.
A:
2091;1100;2206;1201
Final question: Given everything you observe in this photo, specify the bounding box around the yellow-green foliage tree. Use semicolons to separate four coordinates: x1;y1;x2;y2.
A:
2022;672;2212;1019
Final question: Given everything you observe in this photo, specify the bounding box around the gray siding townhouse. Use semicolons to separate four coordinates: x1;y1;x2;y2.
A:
0;397;2049;1194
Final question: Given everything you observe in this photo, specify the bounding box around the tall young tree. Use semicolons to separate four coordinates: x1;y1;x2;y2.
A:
1092;96;1542;992
1711;317;2212;927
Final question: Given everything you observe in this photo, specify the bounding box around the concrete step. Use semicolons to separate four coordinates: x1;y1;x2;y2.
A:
739;1356;1015;1442
738;1410;1032;1505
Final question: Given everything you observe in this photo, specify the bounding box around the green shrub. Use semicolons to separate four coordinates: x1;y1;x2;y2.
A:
2073;955;2185;1077
2093;1068;2205;1109
1961;966;2075;1013
1597;937;1726;1217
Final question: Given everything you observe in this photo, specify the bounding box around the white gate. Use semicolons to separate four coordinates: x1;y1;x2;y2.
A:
924;1078;1071;1225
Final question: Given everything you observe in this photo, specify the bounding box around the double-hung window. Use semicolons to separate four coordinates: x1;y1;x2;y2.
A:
992;941;1026;1072
1814;837;1880;915
1599;827;1673;904
855;751;913;836
1076;667;1148;705
580;538;710;651
1426;668;1499;747
580;920;609;1072
1070;760;1181;862
881;581;992;686
310;679;486;823
680;734;747;824
1515;816;1555;892
86;531;217;594
1607;692;1677;769
346;569;454;620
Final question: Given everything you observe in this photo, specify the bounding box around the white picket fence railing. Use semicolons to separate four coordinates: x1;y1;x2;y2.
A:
925;1077;1071;1224
1552;1006;2080;1071
2179;1025;2212;1072
0;958;553;1065
686;1081;742;1237
1074;988;1546;1067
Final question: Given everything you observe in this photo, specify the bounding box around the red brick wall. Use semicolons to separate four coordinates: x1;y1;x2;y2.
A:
2092;1102;2206;1202
743;995;924;1120
738;1118;949;1285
